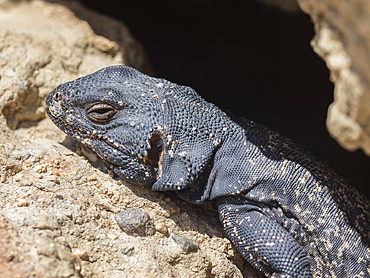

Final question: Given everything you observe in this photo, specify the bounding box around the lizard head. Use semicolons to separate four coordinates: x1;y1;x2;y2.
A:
46;66;225;195
46;66;169;188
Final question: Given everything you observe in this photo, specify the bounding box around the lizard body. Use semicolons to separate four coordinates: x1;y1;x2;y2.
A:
46;66;370;277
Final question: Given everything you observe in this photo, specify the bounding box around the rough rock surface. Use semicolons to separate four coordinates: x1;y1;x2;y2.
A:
298;0;370;155
0;1;261;277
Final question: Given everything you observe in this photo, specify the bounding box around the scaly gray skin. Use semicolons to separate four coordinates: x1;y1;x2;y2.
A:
46;66;370;278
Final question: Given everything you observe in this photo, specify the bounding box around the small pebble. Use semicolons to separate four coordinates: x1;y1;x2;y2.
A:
122;198;131;204
53;169;61;176
108;233;118;240
169;205;180;215
73;249;88;260
17;199;28;207
88;175;97;182
121;245;135;256
30;195;38;201
171;234;199;253
163;209;171;218
180;212;189;221
63;211;73;219
33;164;47;173
14;172;24;182
115;208;155;236
75;265;81;272
155;222;168;234
54;194;64;200
75;218;83;225
47;176;60;184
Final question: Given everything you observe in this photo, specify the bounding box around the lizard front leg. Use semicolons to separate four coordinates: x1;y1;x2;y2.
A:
217;196;312;278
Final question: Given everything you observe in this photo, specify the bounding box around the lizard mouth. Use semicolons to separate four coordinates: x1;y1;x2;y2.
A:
143;133;164;169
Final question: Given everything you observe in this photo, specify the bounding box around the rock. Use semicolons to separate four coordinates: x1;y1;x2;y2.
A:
298;0;370;155
171;234;199;253
0;214;37;278
154;221;168;234
0;0;261;277
0;0;151;131
115;208;155;236
120;245;135;256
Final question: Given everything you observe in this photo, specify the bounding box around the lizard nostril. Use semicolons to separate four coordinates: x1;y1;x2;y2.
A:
54;91;64;102
46;90;65;118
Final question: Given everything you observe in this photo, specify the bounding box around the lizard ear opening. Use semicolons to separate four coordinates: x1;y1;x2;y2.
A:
143;133;164;168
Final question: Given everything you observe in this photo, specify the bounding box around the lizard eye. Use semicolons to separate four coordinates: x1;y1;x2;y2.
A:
86;103;117;124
